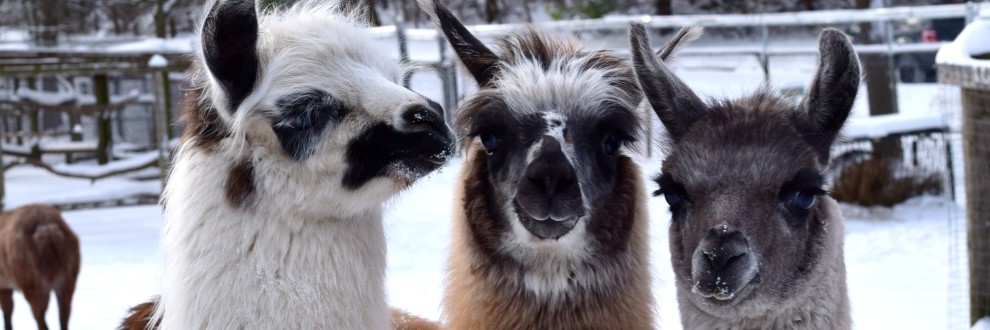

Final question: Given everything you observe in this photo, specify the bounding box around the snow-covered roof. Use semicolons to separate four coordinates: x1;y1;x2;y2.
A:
936;6;990;68
844;112;948;140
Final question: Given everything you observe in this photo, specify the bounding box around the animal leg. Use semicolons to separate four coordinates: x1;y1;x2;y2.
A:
0;289;13;330
21;286;50;330
55;280;75;330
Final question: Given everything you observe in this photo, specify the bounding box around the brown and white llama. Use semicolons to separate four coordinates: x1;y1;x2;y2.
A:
630;24;859;329
419;1;697;328
0;204;80;330
132;0;456;328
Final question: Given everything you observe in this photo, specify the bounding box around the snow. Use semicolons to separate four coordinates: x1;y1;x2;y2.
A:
844;112;948;139
936;9;990;67
3;167;160;210
48;151;160;177
975;317;990;330
105;36;195;53
147;54;168;68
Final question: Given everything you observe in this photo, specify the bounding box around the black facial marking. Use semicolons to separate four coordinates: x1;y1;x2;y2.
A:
565;107;639;201
202;0;259;113
343;122;454;189
270;90;346;160
468;106;546;182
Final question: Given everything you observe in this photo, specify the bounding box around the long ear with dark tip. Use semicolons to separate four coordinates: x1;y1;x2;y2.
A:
202;0;259;114
418;0;500;87
801;28;861;163
629;23;706;142
656;25;704;62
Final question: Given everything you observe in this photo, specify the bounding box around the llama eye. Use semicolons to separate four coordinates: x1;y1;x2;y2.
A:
664;191;683;208
479;131;499;152
603;135;623;157
789;191;817;210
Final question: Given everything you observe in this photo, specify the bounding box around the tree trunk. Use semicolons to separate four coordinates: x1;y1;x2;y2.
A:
155;0;167;38
860;53;902;160
655;0;672;15
855;0;902;161
35;0;59;46
94;74;111;165
484;0;499;23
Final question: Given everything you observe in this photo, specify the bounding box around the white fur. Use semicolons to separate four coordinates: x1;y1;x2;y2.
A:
497;58;636;120
155;2;432;328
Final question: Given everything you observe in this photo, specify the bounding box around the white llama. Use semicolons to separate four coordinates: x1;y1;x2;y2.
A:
145;0;455;328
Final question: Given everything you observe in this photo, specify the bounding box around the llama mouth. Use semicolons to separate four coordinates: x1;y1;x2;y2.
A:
513;201;581;240
690;272;758;304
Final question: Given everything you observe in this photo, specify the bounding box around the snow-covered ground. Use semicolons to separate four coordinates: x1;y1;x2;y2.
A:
0;152;966;329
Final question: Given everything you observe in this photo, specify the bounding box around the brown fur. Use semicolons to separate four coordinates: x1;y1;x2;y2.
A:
117;297;159;330
831;156;942;207
0;204;80;330
177;73;230;153
391;308;439;330
119;298;436;330
443;149;654;329
224;159;255;209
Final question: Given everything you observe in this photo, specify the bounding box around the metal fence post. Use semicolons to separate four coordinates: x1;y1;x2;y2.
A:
760;18;770;83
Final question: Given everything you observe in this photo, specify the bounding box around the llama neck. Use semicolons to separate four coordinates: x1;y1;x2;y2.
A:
157;151;391;329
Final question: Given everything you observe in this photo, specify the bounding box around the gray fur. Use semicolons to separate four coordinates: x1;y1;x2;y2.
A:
656;25;704;63
632;27;860;329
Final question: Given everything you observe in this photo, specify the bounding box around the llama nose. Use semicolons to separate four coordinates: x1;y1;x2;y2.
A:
521;137;582;220
402;103;445;131
401;103;453;146
701;227;750;271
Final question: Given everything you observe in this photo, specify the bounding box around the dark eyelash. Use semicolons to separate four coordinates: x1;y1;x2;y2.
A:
653;173;685;197
779;170;826;198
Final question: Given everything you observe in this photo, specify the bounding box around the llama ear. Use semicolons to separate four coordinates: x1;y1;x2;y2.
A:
629;23;706;142
418;0;500;87
800;28;861;162
202;0;259;114
655;25;703;62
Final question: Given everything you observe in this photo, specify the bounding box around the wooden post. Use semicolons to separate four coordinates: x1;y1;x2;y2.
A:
160;71;173;140
24;78;36;146
93;74;111;165
0;116;5;211
962;87;990;325
150;56;172;188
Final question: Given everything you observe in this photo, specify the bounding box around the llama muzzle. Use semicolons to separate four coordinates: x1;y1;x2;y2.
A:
690;226;758;301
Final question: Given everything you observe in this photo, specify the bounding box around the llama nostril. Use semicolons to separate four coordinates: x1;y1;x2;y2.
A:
703;228;750;271
401;105;444;131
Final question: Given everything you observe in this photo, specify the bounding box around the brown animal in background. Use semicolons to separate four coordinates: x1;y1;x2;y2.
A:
0;204;80;330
